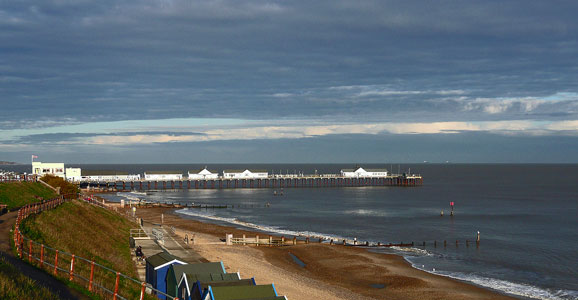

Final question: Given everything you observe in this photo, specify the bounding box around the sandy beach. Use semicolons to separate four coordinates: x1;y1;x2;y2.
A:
134;206;516;300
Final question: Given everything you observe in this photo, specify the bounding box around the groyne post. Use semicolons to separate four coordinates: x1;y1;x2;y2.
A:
476;231;480;247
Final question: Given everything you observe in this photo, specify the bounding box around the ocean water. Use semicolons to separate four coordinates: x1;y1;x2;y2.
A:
6;163;577;299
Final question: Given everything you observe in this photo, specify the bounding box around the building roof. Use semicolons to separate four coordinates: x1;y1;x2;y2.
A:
223;169;246;173
223;169;268;173
181;273;246;292
184;273;239;284
189;169;218;174
144;171;183;175
81;170;129;176
202;278;254;288
146;252;186;269
341;167;388;172
172;262;226;283
209;284;277;300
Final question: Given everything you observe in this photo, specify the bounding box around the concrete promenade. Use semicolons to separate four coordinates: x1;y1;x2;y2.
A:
131;219;206;281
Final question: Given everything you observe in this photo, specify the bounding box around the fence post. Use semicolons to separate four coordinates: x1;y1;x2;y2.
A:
89;261;95;292
140;282;146;300
113;272;120;300
28;240;32;262
69;254;75;281
40;244;44;268
54;250;59;275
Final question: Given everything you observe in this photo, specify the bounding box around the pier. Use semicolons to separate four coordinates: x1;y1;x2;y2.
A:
81;173;423;191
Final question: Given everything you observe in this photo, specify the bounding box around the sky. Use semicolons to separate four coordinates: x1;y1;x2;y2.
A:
1;0;578;164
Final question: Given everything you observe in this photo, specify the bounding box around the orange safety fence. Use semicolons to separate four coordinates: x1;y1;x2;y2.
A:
13;196;179;300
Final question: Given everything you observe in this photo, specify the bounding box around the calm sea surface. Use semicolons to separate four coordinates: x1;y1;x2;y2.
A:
5;164;577;299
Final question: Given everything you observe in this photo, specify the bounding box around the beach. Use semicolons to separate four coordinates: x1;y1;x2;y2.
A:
134;206;516;300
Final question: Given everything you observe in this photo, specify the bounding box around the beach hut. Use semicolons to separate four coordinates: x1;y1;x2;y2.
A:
177;273;250;300
166;262;228;298
202;284;286;300
145;252;187;299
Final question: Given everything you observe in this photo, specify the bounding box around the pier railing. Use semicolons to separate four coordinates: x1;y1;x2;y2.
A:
13;197;180;300
84;174;423;191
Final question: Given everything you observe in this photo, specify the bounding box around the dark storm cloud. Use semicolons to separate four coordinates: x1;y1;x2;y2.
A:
1;0;578;128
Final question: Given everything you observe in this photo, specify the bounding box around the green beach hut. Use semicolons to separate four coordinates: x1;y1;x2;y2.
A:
165;262;228;298
178;273;252;300
203;284;286;300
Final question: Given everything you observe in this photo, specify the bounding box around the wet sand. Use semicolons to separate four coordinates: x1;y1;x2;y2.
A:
134;206;516;300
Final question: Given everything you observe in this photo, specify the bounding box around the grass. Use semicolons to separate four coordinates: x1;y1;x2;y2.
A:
0;256;60;300
19;199;152;299
0;182;58;210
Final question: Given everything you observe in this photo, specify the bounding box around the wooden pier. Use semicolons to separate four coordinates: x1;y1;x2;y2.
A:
81;174;423;191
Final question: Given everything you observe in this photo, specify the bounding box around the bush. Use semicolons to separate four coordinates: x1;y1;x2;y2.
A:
40;175;79;198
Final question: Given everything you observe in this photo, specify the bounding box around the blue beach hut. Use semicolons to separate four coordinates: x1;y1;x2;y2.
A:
145;251;187;299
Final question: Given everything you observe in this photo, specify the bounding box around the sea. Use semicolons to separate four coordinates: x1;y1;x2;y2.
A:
5;163;577;299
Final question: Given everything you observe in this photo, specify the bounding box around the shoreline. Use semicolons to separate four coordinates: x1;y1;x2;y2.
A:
133;206;516;300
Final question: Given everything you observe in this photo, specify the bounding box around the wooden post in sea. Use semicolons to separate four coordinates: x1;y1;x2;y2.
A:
476;231;480;247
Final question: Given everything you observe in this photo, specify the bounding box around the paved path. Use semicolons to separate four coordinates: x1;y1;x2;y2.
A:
131;220;206;281
0;211;91;300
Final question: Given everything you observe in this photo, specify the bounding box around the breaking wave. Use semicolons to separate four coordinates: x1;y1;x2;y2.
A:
175;208;347;242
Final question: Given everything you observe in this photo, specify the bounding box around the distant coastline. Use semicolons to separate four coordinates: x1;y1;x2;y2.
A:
0;161;17;165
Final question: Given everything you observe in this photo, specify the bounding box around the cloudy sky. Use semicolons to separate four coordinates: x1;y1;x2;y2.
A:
1;0;578;163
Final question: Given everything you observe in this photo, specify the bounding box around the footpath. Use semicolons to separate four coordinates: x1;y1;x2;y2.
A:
132;219;206;281
0;211;91;300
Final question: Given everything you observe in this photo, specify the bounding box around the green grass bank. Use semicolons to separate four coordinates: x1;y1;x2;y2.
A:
0;256;60;300
19;199;149;299
0;182;57;210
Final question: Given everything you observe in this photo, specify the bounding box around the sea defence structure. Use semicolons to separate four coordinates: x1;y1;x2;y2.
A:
82;172;422;191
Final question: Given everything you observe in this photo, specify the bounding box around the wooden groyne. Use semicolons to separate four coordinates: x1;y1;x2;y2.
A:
225;234;480;248
82;174;423;191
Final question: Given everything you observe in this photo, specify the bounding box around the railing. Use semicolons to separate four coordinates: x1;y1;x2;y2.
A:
0;174;37;182
151;228;164;245
130;229;149;240
13;197;180;300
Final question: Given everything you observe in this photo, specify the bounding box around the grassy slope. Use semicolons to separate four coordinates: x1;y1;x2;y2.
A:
19;200;150;299
0;256;60;300
20;200;136;276
0;182;57;209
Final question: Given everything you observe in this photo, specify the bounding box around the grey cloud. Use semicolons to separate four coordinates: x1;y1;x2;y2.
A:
1;0;578;129
10;131;205;144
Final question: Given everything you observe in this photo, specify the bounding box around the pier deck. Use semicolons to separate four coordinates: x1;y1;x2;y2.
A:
81;174;422;191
